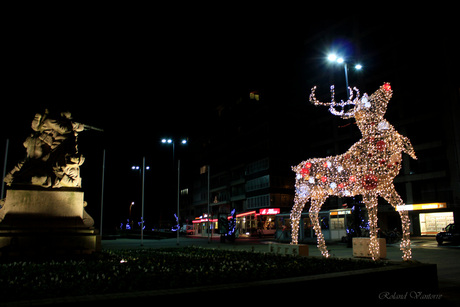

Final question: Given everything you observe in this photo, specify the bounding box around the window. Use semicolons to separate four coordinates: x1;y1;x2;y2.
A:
246;158;269;175
246;175;269;192
247;194;270;209
420;212;454;235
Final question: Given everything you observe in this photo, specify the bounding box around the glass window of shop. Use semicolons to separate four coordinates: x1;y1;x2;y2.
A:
236;211;279;237
258;215;275;230
275;215;291;241
236;213;256;236
420;212;454;235
276;215;291;232
303;216;313;238
329;209;351;240
192;220;218;236
193;223;201;234
275;214;314;241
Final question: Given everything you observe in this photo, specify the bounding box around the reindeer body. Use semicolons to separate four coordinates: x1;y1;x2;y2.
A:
291;83;416;261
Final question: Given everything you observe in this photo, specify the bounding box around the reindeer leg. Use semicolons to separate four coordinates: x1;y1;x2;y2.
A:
309;195;329;258
381;186;412;261
290;195;309;245
363;193;380;261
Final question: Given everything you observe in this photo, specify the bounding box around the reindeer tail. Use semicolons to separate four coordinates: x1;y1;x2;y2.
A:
402;135;417;160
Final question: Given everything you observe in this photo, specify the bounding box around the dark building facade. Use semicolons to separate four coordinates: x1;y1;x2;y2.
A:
180;18;459;239
185;92;296;236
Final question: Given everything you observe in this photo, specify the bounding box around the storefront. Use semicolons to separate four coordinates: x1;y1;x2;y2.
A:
420;212;454;235
191;215;218;237
274;209;351;243
235;208;279;237
397;203;454;236
329;208;352;240
191;208;280;238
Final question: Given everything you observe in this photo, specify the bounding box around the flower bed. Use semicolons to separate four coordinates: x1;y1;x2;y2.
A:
0;247;389;302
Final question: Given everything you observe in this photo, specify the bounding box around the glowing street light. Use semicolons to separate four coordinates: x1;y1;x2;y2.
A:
327;54;337;62
161;138;188;245
327;53;362;92
131;157;149;246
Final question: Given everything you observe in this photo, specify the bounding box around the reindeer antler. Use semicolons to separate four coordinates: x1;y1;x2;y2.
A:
309;85;361;119
309;85;335;106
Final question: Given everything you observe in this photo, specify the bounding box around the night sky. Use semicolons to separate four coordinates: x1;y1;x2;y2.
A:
2;9;459;230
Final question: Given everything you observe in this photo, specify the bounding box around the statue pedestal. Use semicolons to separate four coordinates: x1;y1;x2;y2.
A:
0;188;100;256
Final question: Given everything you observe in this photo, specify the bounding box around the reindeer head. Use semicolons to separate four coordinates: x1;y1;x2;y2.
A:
309;83;393;134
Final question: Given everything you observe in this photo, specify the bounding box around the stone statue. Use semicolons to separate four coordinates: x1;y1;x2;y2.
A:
0;110;103;256
4;109;100;188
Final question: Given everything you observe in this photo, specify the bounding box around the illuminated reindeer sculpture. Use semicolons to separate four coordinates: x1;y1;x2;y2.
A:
291;83;416;261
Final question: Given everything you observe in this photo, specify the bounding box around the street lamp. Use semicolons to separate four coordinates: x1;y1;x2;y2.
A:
129;201;135;217
327;53;362;92
161;138;188;245
132;157;150;246
161;138;187;151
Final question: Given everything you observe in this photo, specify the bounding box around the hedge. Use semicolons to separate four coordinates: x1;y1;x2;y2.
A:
0;247;389;302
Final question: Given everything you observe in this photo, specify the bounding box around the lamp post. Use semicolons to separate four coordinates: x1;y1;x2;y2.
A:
327;53;362;92
132;157;150;246
161;138;188;245
129;201;135;218
1;139;9;200
99;149;105;238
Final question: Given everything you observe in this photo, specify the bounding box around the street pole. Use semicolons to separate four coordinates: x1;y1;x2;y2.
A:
207;165;210;243
1;139;9;200
141;156;145;246
327;54;360;97
177;159;180;245
172;141;175;169
160;138;187;242
100;149;105;237
344;62;349;93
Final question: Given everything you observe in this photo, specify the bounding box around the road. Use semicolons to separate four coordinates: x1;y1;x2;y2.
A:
102;236;460;303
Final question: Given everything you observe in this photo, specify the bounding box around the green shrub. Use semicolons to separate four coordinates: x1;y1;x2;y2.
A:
0;247;388;302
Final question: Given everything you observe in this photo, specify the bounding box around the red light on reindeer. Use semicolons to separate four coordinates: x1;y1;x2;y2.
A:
376;140;386;151
300;168;310;175
362;174;378;190
383;83;391;91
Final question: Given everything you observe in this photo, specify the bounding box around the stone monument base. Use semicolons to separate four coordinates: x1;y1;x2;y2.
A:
0;188;100;256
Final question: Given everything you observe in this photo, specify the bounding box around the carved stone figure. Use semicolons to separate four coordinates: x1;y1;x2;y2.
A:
4;110;92;188
0;110;102;255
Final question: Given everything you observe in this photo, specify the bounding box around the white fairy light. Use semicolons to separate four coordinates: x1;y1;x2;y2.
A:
291;83;416;261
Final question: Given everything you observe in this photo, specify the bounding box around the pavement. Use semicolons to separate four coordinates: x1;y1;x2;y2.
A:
102;235;460;303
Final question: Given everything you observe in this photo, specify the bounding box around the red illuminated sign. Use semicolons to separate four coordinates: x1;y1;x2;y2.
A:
259;208;280;215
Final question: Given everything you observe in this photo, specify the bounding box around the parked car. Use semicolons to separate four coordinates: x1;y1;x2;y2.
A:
436;223;460;245
181;225;194;235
